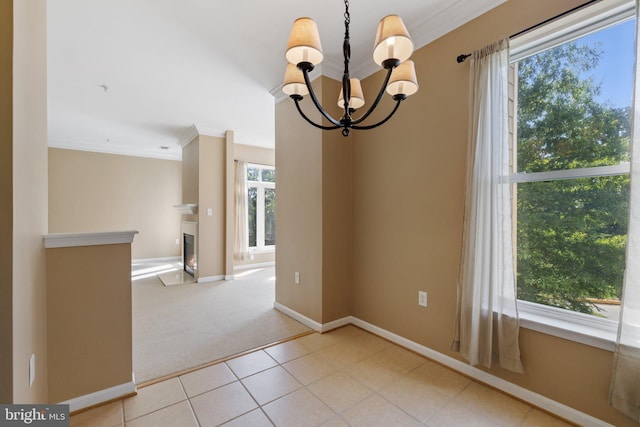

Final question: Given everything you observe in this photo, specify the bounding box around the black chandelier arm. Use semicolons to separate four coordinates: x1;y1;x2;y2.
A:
300;67;343;127
292;97;342;131
351;66;395;126
351;98;404;130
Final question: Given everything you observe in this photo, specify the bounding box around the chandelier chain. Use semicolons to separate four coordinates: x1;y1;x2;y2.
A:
341;0;352;133
344;0;350;26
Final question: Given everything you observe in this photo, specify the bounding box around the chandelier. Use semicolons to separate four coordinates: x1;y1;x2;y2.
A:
282;0;419;137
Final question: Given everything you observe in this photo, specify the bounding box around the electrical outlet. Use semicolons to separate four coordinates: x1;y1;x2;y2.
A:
295;272;300;284
176;238;180;245
418;291;428;307
29;354;35;387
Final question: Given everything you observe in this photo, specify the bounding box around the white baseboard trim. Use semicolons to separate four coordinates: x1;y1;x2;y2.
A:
273;303;351;333
234;261;275;271
272;303;610;427
198;275;225;283
274;302;322;331
132;256;180;264
225;275;235;280
61;380;136;413
319;316;352;333
350;317;613;427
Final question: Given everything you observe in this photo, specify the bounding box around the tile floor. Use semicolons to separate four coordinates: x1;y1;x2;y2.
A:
70;326;572;427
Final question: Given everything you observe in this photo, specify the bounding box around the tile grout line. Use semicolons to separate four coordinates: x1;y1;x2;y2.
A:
176;375;201;427
307;335;455;426
74;327;574;427
136;330;315;389
235;371;278;427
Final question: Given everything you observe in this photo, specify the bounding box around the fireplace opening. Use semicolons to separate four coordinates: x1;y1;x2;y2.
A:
183;233;196;277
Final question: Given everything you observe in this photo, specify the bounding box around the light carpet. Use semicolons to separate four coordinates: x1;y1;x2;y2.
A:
132;264;310;383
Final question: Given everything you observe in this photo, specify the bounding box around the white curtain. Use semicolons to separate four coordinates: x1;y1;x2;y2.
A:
452;39;523;373
234;161;249;260
609;2;640;420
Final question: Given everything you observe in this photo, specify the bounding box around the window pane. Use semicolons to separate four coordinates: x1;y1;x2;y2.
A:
264;188;276;246
248;187;257;247
247;167;259;182
517;176;628;317
262;168;276;183
517;19;633;173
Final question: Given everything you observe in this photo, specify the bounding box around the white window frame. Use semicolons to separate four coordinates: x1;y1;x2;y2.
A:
509;0;634;351
247;163;275;253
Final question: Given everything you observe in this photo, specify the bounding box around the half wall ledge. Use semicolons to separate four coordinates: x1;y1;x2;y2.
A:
44;230;139;248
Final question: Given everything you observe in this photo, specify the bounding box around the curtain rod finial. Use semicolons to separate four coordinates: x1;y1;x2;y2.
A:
457;53;471;63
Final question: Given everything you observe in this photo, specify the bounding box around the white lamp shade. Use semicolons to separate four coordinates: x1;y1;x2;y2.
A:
285;18;324;66
373;15;414;66
386;60;418;97
282;63;309;96
338;78;365;109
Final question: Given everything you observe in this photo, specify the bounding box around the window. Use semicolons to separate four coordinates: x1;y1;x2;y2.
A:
510;0;634;342
247;164;275;250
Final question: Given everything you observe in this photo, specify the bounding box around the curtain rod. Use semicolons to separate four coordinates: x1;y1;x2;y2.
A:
456;0;599;63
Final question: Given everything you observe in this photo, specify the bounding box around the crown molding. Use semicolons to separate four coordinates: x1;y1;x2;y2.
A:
48;139;182;161
270;84;288;104
194;125;226;139
178;124;227;147
178;124;199;147
409;0;507;54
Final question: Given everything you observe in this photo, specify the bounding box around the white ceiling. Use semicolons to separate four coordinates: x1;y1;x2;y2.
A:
47;0;505;161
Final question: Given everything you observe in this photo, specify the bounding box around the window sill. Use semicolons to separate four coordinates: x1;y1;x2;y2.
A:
517;300;618;351
248;247;275;255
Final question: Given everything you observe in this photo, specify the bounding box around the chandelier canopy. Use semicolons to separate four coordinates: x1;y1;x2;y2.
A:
282;0;419;137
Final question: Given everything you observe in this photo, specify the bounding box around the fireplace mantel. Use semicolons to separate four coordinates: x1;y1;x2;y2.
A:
174;204;198;215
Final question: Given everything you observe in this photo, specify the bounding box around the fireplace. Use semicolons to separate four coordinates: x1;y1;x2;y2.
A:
181;221;198;279
183;233;196;276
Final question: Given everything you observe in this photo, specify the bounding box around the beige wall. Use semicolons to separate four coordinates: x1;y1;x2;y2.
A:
276;77;352;323
181;134;249;279
181;138;199;206
197;135;226;279
276;78;324;323
0;0;13;404
348;0;636;425
11;0;48;403
46;243;132;403
321;78;352;322
235;143;275;166
48;148;182;260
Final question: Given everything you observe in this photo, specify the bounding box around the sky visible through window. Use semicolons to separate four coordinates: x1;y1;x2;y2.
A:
576;17;635;108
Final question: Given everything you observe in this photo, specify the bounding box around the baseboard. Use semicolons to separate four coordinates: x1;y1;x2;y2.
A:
197;275;225;283
61;380;136;413
274;302;322;331
132;256;180;264
234;261;275;271
319;316;352;333
273;303;610;427
350;317;613;427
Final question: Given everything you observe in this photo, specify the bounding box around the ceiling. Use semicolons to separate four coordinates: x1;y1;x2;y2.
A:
47;0;505;161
